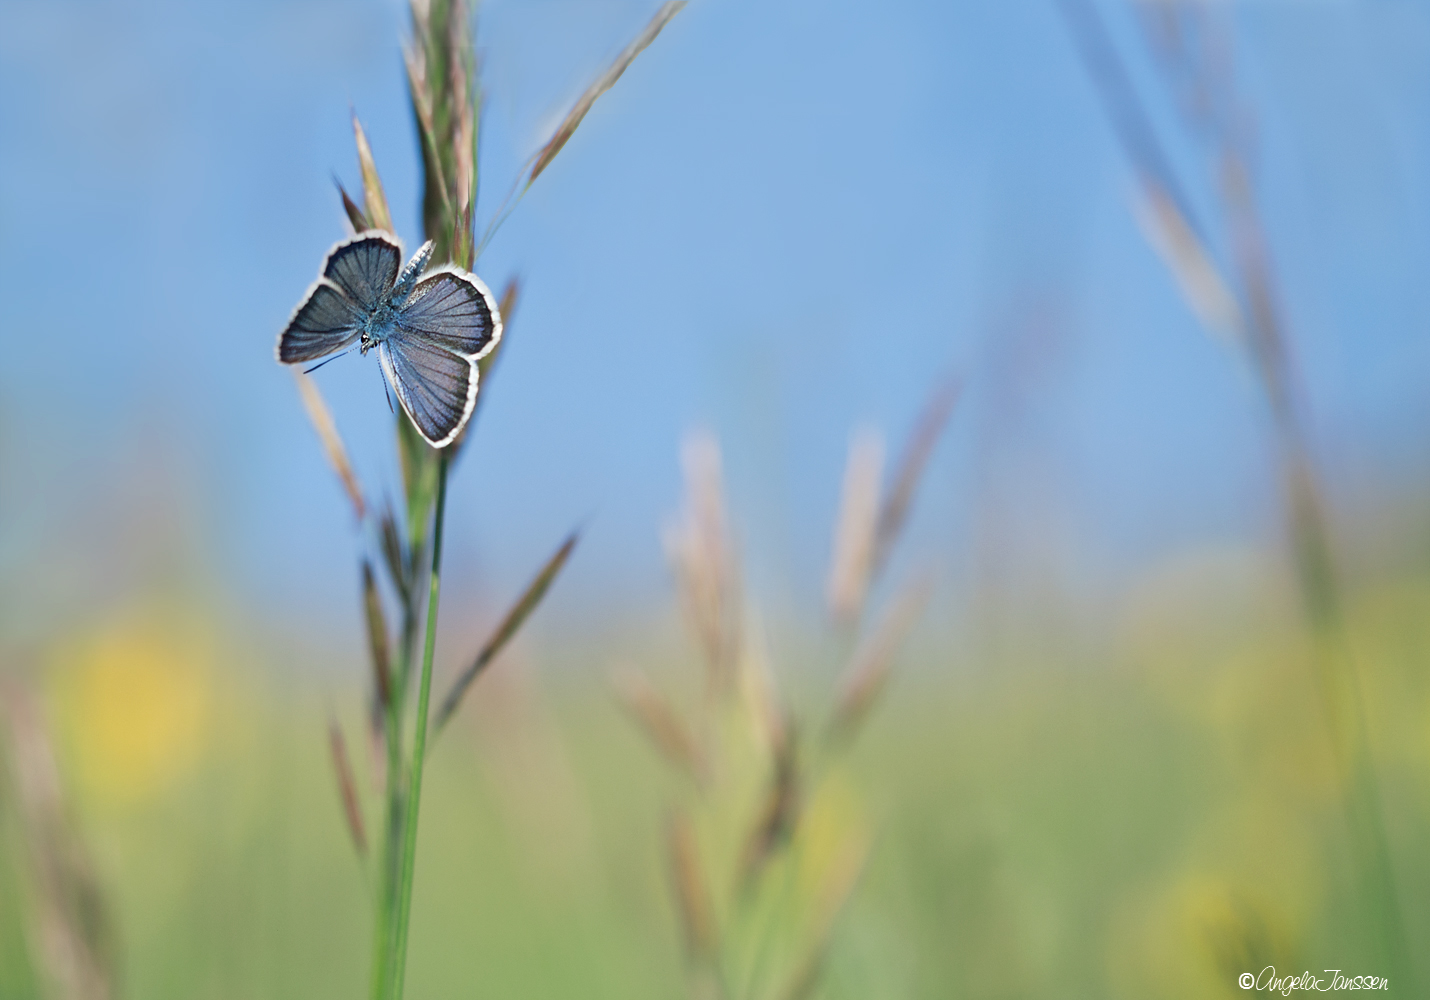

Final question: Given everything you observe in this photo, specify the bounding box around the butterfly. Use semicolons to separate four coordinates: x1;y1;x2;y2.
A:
276;230;502;448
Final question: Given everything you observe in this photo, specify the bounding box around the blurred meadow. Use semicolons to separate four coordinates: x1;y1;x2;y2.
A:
4;0;1430;997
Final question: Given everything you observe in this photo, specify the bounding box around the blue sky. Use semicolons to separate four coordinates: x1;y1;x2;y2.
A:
2;0;1429;644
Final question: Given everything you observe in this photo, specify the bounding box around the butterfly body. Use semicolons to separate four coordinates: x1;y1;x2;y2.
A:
277;231;501;448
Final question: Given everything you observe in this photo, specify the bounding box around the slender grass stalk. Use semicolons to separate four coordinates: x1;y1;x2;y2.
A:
298;6;679;996
389;452;449;1000
1059;1;1413;983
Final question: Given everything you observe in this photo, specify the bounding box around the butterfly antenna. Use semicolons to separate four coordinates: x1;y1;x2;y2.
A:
303;344;360;375
381;366;395;414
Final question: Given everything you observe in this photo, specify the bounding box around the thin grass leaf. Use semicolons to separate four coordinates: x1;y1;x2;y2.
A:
362;561;394;709
871;376;959;580
434;529;580;731
328;718;369;857
352;113;393;233
612;667;705;782
1135;178;1244;344
826;573;932;747
336;175;370;232
294;370;366;521
825;428;884;625
667;810;718;963
527;1;686;185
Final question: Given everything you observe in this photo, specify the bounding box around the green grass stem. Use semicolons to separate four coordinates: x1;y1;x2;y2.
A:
389;452;449;1000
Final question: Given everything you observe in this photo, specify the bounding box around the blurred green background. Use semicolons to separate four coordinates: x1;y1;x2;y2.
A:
3;0;1430;997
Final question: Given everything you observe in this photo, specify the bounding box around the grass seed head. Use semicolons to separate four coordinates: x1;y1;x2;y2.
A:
826;428;884;625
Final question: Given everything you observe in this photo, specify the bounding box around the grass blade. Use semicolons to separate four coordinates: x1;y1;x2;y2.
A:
527;1;686;184
294;370;366;522
352;112;394;233
434;529;580;731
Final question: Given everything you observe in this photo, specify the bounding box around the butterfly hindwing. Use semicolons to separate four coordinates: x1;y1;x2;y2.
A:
379;335;478;448
277;280;362;363
396;266;502;359
324;231;403;312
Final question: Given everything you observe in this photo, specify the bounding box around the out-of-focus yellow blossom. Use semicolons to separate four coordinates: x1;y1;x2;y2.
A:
50;609;214;807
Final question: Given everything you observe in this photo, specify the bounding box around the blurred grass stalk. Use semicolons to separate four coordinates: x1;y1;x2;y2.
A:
1060;0;1413;983
621;380;955;1000
1;682;115;1000
298;3;685;999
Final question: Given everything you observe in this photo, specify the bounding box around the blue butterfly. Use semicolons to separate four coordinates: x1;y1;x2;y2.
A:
277;231;502;448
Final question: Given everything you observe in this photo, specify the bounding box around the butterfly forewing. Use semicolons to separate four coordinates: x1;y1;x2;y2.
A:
380;336;478;448
397;268;502;359
278;282;362;363
324;232;402;311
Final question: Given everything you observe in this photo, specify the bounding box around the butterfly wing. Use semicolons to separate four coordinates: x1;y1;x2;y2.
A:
378;336;479;448
395;265;503;359
377;264;504;447
276;280;363;363
323;231;403;311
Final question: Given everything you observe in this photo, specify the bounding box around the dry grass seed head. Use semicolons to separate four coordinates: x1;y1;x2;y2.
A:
293;370;366;522
826;427;884;625
2;683;116;1000
664;430;741;687
611;667;705;783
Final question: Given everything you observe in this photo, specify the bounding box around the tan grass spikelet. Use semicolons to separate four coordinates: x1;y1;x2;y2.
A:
1134;178;1245;345
666;810;718;963
826;428;884;625
434;530;580;731
328;717;368;857
352;113;394;234
827;573;934;746
293;370;366;521
528;2;687;184
664;430;740;683
611;667;705;783
871;376;959;581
